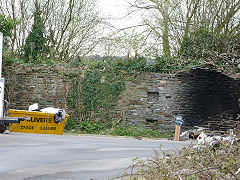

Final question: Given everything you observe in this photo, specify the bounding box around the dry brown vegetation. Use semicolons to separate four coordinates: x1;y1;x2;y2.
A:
119;141;240;180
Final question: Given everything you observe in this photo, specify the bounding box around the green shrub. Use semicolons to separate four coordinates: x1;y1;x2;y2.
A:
65;118;76;130
0;14;16;38
180;28;217;58
77;121;105;134
154;56;181;73
3;56;24;66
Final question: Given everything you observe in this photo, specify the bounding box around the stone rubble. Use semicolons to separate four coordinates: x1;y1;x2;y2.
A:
180;126;239;147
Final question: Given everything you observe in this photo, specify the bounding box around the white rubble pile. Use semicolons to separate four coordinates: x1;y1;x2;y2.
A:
180;127;239;148
179;126;205;141
180;128;240;177
193;131;239;149
197;132;236;144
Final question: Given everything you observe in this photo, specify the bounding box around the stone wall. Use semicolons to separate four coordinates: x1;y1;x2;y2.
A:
115;68;240;132
114;73;179;131
4;65;70;111
3;65;240;133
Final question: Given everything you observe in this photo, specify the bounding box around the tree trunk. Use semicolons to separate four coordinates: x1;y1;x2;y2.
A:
162;0;171;57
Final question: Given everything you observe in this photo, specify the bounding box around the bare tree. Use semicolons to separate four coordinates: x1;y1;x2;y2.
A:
127;0;175;57
40;0;103;61
1;0;103;61
195;0;240;36
126;0;240;57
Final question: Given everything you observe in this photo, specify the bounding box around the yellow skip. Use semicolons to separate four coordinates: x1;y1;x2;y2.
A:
9;109;68;135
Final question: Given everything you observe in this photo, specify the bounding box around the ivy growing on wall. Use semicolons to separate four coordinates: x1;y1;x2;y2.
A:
81;68;125;120
81;69;101;111
66;70;84;125
68;71;81;109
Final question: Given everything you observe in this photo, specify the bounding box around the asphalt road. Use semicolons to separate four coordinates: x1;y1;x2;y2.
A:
0;133;190;180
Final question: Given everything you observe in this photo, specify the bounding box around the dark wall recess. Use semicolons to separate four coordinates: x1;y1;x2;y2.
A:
176;68;240;131
147;92;159;102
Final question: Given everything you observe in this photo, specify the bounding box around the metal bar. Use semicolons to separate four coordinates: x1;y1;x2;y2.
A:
0;116;31;124
0;120;19;123
0;117;19;123
0;32;3;78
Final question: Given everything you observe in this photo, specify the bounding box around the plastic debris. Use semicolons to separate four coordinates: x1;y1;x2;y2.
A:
41;107;61;114
3;130;10;134
179;131;189;141
41;107;66;124
197;132;207;140
28;103;39;111
235;168;240;175
193;132;239;150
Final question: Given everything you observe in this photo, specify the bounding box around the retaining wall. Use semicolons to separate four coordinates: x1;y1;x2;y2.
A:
4;66;240;132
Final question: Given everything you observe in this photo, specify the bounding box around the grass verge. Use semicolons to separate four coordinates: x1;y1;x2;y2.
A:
64;120;172;139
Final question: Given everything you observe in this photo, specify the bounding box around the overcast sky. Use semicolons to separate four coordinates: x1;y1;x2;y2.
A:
98;0;140;29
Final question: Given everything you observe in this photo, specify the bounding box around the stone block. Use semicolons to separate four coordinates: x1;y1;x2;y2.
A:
160;80;167;84
129;100;141;105
137;87;147;91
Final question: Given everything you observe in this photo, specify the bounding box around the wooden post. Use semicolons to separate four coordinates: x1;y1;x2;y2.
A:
174;125;181;141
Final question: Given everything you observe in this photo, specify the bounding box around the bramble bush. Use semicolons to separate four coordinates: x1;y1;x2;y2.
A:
122;141;240;179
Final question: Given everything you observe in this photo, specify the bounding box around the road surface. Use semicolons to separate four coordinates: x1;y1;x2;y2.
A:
0;133;190;180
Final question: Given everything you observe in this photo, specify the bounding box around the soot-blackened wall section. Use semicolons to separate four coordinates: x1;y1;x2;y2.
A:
177;68;240;131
